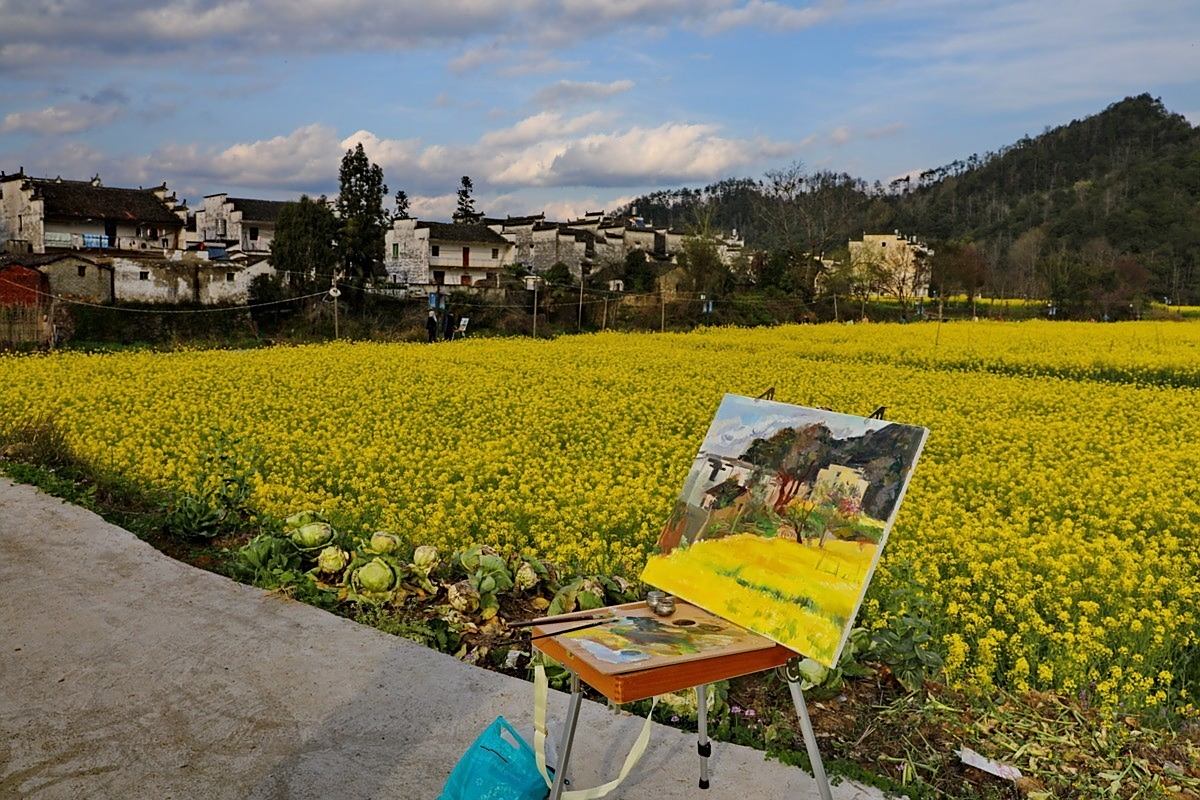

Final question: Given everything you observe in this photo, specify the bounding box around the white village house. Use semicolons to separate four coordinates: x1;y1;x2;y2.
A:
385;219;514;290
191;193;291;258
0;170;187;254
0;169;274;305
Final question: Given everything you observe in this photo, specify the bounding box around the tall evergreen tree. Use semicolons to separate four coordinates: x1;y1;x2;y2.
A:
336;143;388;292
455;176;476;222
394;189;410;220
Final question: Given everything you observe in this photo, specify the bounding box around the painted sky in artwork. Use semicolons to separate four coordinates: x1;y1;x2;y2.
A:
703;395;893;457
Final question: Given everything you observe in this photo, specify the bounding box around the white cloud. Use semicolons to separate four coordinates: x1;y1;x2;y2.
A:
479;111;609;148
825;122;905;147
706;0;842;34
538;123;795;187
0;103;120;135
539;193;636;221
0;0;851;73
532;79;635;109
25;111;795;204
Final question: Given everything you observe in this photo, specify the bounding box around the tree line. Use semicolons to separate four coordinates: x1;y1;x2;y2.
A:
621;94;1200;317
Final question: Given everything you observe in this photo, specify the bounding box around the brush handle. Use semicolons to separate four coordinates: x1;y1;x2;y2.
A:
511;611;611;628
528;619;607;642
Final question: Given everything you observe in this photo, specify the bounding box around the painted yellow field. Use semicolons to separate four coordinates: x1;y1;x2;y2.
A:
641;533;877;665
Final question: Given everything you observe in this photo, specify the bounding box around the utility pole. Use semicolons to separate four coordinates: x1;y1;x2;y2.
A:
330;272;342;339
601;294;608;330
526;275;541;338
660;287;666;333
578;270;585;330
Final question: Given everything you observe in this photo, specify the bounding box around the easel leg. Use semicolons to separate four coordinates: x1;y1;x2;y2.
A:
696;683;711;789
786;677;833;800
550;672;583;800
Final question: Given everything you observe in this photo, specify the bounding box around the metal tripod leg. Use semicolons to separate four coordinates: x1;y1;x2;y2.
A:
550;672;583;800
696;683;711;789
786;677;833;800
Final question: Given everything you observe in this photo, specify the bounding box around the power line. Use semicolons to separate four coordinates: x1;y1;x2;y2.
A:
0;275;329;314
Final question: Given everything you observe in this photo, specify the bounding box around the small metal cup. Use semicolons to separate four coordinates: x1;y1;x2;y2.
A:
653;595;676;617
646;590;666;610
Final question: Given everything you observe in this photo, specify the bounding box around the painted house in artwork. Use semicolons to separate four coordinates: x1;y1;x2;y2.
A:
812;464;870;505
0;170;187;254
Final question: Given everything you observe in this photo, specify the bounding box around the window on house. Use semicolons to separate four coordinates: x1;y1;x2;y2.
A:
249;227;259;241
491;248;499;259
226;272;235;282
880;241;887;247
161;238;169;248
431;244;440;257
392;243;399;259
139;271;149;281
77;265;86;277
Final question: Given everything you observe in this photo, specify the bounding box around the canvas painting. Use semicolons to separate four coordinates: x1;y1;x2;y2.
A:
641;394;928;667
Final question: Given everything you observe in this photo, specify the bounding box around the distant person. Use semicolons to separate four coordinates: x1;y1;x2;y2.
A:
426;310;438;343
443;310;457;341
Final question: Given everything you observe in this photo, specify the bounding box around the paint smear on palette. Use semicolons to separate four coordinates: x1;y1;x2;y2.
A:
561;614;752;665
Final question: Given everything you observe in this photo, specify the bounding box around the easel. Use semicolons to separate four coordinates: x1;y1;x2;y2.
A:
531;390;901;799
532;602;834;800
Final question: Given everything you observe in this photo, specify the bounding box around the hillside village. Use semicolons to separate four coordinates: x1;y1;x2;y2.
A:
0;167;757;305
0;166;937;346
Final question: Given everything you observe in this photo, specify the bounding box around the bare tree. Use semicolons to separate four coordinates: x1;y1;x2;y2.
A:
756;162;868;299
1007;227;1046;299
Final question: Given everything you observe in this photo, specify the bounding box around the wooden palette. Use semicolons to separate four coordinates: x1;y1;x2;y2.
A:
535;601;776;676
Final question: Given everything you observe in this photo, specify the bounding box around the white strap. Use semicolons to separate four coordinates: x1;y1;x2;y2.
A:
533;664;553;788
533;665;657;800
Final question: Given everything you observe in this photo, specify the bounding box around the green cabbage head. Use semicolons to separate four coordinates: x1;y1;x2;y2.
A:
350;558;399;604
291;522;334;551
285;510;322;530
412;545;439;574
370;531;403;554
316;546;350;575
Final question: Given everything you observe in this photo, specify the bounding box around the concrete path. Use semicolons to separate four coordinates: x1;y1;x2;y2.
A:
0;478;887;799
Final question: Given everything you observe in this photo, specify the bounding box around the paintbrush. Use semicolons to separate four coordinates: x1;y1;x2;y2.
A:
495;618;610;648
509;611;614;628
527;619;608;642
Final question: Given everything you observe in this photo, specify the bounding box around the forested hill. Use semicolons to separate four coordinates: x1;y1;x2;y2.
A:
620;95;1200;304
885;94;1200;256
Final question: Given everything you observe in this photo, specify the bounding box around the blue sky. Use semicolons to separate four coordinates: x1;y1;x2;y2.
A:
1;0;1197;220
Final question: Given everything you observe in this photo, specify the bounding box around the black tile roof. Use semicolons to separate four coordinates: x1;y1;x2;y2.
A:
0;252;106;269
29;178;181;225
228;197;291;223
483;213;545;227
417;221;510;245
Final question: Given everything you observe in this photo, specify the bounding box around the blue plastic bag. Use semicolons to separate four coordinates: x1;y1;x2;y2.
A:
439;716;549;800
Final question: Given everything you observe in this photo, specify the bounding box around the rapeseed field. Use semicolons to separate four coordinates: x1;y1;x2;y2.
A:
2;320;1197;714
